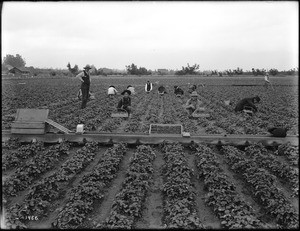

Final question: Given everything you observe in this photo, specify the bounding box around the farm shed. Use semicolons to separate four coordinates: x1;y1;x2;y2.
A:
8;66;31;75
157;69;169;75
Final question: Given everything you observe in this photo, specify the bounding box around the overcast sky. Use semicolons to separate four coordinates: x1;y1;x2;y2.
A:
1;1;298;71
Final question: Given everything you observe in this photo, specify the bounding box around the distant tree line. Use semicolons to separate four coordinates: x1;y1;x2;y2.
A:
2;54;26;70
175;63;199;75
2;53;298;77
125;63;152;75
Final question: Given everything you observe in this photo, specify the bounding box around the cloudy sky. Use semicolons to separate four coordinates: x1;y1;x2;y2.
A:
1;1;298;71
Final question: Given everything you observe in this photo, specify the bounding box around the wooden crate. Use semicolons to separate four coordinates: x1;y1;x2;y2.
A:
149;124;183;135
11;108;49;134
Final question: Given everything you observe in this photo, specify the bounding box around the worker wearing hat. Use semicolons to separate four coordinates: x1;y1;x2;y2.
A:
76;64;92;109
117;89;132;115
264;72;274;90
184;91;203;115
174;85;184;96
234;96;261;113
107;85;118;98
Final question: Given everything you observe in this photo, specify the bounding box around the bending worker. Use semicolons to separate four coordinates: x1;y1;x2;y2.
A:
76;64;92;109
174;86;184;96
188;84;197;93
184;91;202;115
234;96;261;113
145;80;153;93
108;85;118;97
117;89;132;115
127;85;136;95
158;85;167;95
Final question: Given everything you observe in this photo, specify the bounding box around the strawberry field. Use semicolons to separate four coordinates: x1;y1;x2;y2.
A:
2;75;299;135
1;75;299;229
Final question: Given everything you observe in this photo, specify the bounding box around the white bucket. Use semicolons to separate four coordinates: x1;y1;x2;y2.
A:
224;100;230;105
76;124;84;134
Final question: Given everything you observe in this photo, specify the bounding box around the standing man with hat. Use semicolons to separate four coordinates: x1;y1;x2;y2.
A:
76;64;92;109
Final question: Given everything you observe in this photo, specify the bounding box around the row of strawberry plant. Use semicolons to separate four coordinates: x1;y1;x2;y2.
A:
275;142;299;167
170;97;197;134
160;93;177;124
2;137;21;150
161;143;203;228
222;145;299;229
101;145;156;229
124;92;154;133
53;143;127;229
3;142;98;229
3;142;70;198
244;143;298;197
144;92;162;124
2;141;44;171
194;144;266;229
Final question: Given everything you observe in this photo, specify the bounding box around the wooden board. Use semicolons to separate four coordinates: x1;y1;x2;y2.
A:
11;122;45;129
11;128;45;134
149;124;183;135
2;130;298;146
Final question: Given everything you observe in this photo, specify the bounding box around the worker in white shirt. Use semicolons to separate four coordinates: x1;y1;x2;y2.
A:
264;72;274;90
107;85;118;98
127;85;136;95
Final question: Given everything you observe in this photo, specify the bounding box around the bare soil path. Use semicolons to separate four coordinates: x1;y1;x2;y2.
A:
135;147;165;229
212;146;278;227
82;147;135;228
183;148;222;229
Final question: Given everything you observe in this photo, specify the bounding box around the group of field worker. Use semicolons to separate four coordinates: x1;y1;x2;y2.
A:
77;65;261;114
75;66;286;136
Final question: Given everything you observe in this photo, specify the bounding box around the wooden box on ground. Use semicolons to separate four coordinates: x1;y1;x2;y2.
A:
11;109;49;134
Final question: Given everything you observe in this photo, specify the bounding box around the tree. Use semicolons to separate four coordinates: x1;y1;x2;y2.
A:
2;54;26;68
269;68;278;76
67;62;79;76
175;63;199;75
125;63;151;75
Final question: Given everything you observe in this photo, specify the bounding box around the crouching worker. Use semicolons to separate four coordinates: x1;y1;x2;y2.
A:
174;86;184;97
188;84;197;93
117;90;132;115
107;85;118;98
127;85;136;95
158;85;167;95
184;91;202;115
234;96;260;114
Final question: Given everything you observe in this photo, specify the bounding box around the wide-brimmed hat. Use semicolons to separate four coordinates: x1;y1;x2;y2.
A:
190;91;199;97
83;64;91;69
121;89;131;95
109;85;115;88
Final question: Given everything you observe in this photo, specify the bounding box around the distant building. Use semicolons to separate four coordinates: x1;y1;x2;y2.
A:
157;69;169;75
7;66;31;75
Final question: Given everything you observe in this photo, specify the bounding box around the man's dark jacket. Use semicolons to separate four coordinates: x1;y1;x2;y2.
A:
234;97;257;112
174;87;184;95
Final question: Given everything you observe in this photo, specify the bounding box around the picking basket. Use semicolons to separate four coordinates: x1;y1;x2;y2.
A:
149;124;183;135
